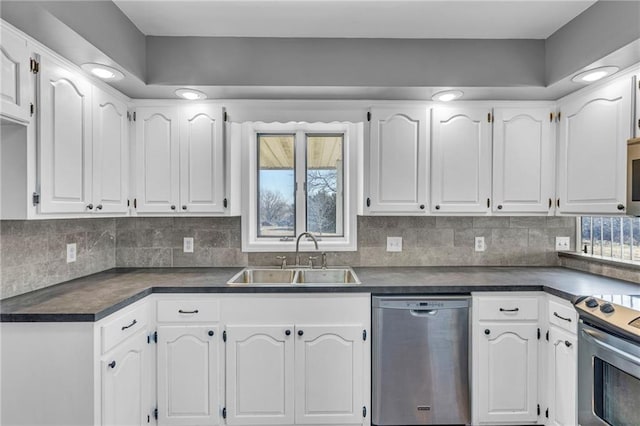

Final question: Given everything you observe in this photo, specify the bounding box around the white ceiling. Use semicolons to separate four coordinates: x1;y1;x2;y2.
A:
113;0;596;39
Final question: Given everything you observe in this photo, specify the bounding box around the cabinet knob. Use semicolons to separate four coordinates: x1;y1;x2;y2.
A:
298;330;304;336
87;204;94;210
617;204;625;211
419;204;425;210
170;205;176;210
182;205;187;210
484;329;490;335
564;340;572;348
497;205;503;210
285;330;291;336
108;361;116;369
208;330;214;337
96;204;103;210
435;205;440;210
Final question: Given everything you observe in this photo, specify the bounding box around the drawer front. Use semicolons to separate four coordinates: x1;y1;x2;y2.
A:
548;299;577;333
478;297;538;321
101;304;149;353
157;299;220;323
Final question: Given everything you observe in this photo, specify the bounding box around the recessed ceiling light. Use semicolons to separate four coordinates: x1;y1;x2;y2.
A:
571;66;619;83
432;90;463;102
175;88;207;100
80;63;124;81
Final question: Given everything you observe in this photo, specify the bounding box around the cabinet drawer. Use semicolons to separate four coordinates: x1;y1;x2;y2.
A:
101;304;149;354
548;299;577;334
478;297;538;321
157;300;220;323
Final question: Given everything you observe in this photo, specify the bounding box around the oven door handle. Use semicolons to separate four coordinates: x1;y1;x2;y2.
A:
581;328;640;366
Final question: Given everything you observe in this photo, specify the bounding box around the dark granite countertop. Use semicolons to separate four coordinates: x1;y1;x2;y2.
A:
2;266;639;322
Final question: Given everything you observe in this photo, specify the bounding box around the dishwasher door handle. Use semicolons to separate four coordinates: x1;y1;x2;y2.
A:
410;309;438;316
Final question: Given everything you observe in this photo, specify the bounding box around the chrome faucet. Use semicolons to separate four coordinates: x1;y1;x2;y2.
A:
295;232;319;266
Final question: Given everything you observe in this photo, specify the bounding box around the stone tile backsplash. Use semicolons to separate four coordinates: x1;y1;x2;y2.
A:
1;215;577;299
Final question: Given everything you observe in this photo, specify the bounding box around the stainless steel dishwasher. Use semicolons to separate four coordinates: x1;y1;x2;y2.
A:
372;296;471;426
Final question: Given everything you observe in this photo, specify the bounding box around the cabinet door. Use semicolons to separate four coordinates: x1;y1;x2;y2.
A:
431;107;492;213
179;104;225;213
294;325;364;425
92;88;128;214
547;327;577;426
368;107;428;214
39;54;93;213
493;108;554;214
102;330;150;426
157;325;220;426
0;26;30;123
557;78;632;214
135;107;180;213
225;325;295;425
477;323;538;424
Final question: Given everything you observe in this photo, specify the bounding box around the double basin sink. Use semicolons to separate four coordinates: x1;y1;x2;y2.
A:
227;267;360;286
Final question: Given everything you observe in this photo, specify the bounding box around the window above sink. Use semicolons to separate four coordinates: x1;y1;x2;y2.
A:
241;122;361;252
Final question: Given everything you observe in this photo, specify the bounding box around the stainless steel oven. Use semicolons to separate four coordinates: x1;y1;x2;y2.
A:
578;296;640;426
627;138;640;216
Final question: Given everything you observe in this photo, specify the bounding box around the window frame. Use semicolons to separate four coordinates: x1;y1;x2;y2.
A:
577;216;640;265
241;121;359;252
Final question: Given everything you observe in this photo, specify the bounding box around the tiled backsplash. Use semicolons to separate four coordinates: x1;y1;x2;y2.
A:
1;219;116;299
1;215;576;299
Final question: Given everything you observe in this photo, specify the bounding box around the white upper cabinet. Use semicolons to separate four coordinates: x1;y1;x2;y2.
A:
431;107;492;213
38;53;93;214
557;78;632;214
92;87;128;214
493;107;555;214
134;104;227;215
135;106;181;213
179;104;225;213
367;107;428;214
0;25;30;123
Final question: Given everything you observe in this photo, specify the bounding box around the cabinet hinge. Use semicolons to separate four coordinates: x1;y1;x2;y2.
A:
363;406;367;418
154;408;158;420
133;111;136;121
223;198;228;208
487;112;494;123
147;414;150;423
127;199;130;207
367;111;371;122
223;330;227;342
148;331;157;344
545;408;549;418
134;198;137;209
366;197;371;208
537;404;540;416
557;111;561;121
537;328;541;340
222;407;227;419
486;198;490;208
637;118;640;130
223;111;228;122
29;58;39;74
549;112;553;122
30;103;35;117
546;330;549;341
362;329;367;341
32;192;40;206
557;198;560;208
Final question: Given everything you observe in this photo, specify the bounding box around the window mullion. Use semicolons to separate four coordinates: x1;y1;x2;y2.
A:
295;130;307;235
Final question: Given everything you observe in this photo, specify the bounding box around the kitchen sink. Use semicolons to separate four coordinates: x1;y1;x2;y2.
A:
227;267;360;286
295;268;360;285
227;269;297;285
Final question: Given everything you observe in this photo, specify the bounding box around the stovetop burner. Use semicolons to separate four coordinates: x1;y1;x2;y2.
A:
575;295;640;343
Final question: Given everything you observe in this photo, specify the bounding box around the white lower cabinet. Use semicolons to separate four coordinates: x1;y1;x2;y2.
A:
473;294;541;425
102;329;151;426
157;325;221;426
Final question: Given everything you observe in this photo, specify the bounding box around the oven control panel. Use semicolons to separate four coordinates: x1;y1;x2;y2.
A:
575;296;640;342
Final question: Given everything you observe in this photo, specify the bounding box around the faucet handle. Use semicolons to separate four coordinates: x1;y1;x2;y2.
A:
308;256;318;269
276;256;287;269
321;252;328;269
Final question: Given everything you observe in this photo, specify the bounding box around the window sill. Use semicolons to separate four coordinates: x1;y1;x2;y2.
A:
558;251;640;272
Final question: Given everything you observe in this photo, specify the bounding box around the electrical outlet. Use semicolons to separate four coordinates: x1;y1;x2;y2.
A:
183;237;194;253
386;237;402;252
555;236;570;251
66;243;77;263
475;236;486;252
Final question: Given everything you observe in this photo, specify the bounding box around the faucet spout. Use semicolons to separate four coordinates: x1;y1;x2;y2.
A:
295;232;319;266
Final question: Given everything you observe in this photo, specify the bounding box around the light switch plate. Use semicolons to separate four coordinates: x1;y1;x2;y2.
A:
66;243;77;263
183;237;194;253
475;236;486;252
386;237;402;252
555;236;570;251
